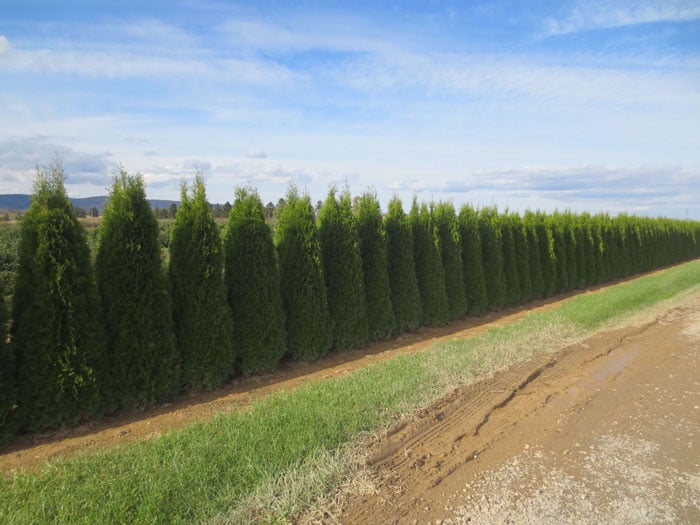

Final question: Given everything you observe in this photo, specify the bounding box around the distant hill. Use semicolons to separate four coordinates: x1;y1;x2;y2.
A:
0;194;179;213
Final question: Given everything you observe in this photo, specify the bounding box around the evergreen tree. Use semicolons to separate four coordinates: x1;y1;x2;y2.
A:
224;187;287;374
551;214;569;294
11;159;105;430
0;283;15;444
318;189;369;350
523;212;544;299
410;199;449;326
96;169;179;409
385;197;422;333
434;201;468;319
499;212;521;306
478;207;507;310
534;213;557;296
574;216;590;289
276;186;332;360
355;191;395;340
170;175;235;389
564;215;578;291
510;213;532;303
458;205;488;315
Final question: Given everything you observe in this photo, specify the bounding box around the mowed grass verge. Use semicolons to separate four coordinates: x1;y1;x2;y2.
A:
2;259;699;524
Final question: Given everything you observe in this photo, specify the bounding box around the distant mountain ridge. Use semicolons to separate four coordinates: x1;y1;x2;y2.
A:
0;194;179;213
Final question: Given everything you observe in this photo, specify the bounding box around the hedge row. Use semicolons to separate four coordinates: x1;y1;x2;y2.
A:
1;163;699;444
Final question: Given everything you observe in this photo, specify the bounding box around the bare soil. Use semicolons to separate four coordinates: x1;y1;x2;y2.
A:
337;291;700;524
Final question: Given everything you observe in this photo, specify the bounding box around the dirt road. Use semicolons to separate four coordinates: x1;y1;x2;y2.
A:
339;292;700;524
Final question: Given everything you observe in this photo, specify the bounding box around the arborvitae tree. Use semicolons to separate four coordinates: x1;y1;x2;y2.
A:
434;201;467;320
510;213;532;303
224;187;287;374
592;215;605;282
499;212;521;306
385;197;422;333
355;191;395;340
96;170;178;409
478;207;507;310
533;213;557;297
169;175;235;389
563;215;578;291
551;214;569;294
410;199;449;326
276;186;332;360
574;216;590;289
11;160;105;431
318;189;368;350
0;283;15;444
525;218;545;299
458;205;488;315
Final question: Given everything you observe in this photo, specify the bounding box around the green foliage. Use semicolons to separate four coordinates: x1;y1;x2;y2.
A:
410;199;449;326
523;212;545;299
499;213;521;306
0;224;20;295
0;283;14;445
11;160;105;431
385;197;422;333
458;205;488;315
532;212;557;297
224;187;287;375
96;170;178;409
551;214;569;294
169;176;235;390
318;189;368;350
478;207;507;310
434;202;468;320
355;191;395;340
276;186;332;360
510;213;532;303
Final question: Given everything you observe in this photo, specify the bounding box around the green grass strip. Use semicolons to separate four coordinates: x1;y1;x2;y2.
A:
2;259;699;524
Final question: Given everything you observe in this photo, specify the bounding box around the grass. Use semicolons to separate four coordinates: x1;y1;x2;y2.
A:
2;259;699;524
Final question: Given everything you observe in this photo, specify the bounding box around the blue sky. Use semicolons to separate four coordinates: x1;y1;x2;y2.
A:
1;0;699;218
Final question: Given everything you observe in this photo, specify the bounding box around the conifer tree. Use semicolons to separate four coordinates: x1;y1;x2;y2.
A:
458;205;488;315
224;187;287;374
434;201;467;319
355;191;395;340
276;186;332;360
534;213;557;296
11;159;105;430
523;212;544;299
551;214;569;294
318;189;368;350
510;213;532;303
385;197;422;333
564;215;578;291
479;207;507;310
499;213;521;306
170;175;235;389
410;199;449;326
0;283;15;444
96;169;178;409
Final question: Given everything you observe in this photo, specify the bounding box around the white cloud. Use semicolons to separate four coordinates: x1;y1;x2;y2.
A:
0;35;10;54
545;1;700;35
247;150;267;159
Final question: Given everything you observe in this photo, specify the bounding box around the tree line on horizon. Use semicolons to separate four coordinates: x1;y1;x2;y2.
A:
1;159;700;445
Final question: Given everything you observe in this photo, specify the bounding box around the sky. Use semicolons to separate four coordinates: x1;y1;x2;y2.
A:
1;0;699;219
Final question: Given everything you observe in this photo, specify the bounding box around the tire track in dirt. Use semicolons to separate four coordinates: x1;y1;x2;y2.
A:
337;293;700;524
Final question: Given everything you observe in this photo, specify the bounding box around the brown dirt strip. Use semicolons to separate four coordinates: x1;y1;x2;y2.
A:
0;268;673;473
